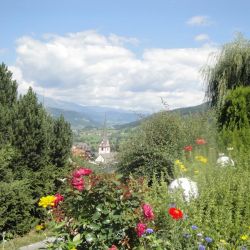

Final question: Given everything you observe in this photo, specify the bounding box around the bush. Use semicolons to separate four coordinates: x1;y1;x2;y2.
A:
118;112;185;183
0;180;34;238
40;168;152;250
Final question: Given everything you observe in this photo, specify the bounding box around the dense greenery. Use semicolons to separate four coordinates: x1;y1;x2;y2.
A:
204;35;250;108
118;111;216;183
0;63;72;237
218;86;250;129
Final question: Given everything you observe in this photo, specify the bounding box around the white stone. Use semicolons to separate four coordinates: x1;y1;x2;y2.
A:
168;177;198;202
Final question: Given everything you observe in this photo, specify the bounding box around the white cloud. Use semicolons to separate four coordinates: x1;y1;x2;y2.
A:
194;33;210;42
187;16;212;26
11;30;217;111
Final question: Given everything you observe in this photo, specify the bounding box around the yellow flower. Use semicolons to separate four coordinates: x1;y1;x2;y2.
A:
241;234;248;241
38;195;56;208
180;167;187;172
220;239;226;244
195;155;208;164
35;224;44;231
175;160;181;165
179;163;187;172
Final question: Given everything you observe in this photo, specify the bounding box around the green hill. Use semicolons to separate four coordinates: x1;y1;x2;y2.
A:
114;102;209;129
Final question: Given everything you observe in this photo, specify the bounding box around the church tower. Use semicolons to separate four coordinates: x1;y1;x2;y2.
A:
98;114;111;154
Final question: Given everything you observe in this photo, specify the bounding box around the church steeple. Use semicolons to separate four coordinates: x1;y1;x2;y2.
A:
98;113;110;154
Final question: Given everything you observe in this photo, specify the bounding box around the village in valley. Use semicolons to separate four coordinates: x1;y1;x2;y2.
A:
71;118;120;168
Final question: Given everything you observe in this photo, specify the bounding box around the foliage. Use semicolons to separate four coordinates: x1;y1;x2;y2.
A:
204;34;250;108
50;115;73;168
39;136;250;249
118;112;184;182
0;144;16;182
42;170;150;250
13;87;50;171
0;180;34;238
0;64;73;237
0;63;18;145
118;111;217;184
218;86;250;129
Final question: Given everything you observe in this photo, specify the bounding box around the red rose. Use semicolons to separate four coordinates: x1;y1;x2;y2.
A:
168;207;183;220
136;222;147;237
53;193;64;207
109;245;118;250
184;145;193;152
142;204;154;220
195;138;206;145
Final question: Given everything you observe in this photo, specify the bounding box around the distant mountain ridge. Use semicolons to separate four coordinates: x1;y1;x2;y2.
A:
37;95;148;128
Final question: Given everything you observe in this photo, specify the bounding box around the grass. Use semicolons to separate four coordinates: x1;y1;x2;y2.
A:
0;230;53;250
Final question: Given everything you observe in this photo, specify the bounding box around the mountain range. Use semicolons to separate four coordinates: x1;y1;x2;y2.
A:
38;95;148;129
38;95;209;129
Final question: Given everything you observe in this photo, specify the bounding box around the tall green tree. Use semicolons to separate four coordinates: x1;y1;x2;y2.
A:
13;87;50;172
0;63;18;145
204;35;250;108
50;115;72;168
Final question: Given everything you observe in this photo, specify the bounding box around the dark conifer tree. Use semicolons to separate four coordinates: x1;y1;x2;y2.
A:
50;115;72;168
0;63;18;145
13;87;50;171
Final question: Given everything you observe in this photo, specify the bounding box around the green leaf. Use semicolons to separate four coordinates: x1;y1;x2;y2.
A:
73;233;81;242
85;233;96;243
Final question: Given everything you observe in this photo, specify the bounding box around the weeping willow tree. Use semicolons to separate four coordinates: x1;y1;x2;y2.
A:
203;34;250;108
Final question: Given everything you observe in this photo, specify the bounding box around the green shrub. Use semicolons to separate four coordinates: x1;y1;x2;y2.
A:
118;112;185;182
0;180;34;238
41;169;151;250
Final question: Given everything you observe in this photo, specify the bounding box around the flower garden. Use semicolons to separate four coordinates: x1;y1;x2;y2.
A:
37;133;250;249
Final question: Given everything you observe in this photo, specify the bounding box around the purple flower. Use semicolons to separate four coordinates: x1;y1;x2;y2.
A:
205;237;213;243
191;225;198;230
146;228;154;234
198;244;206;250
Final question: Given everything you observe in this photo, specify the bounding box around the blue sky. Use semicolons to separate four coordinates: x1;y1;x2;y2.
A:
1;0;250;110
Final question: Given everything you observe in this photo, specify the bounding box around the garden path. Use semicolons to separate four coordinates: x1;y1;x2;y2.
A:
19;237;56;250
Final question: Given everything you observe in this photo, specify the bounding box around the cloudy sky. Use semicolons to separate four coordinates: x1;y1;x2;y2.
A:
1;0;250;111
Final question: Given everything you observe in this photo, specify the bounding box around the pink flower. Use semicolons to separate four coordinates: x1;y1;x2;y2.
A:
71;177;84;191
53;193;64;207
109;245;118;250
73;168;93;178
136;222;147;237
142;204;154;220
